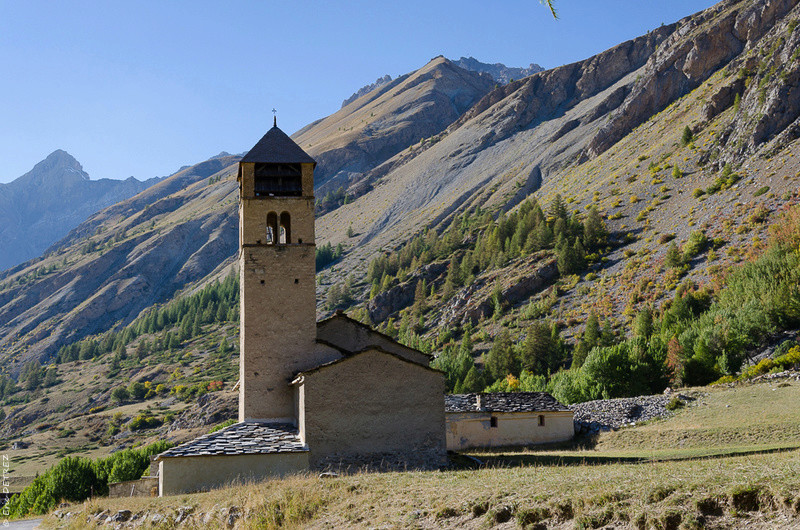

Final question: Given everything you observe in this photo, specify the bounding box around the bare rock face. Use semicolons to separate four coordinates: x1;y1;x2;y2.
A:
296;57;496;195
586;0;798;158
440;257;558;327
366;262;448;323
701;78;746;122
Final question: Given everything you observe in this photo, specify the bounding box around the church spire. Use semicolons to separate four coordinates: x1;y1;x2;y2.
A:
272;108;277;128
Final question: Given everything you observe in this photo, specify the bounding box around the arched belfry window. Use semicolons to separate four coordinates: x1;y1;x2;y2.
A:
266;212;278;245
279;212;291;244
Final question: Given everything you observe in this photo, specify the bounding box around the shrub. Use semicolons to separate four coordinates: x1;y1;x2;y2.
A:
682;230;708;261
110;386;129;402
5;457;105;518
754;186;770;197
666;395;685;411
128;414;163;431
209;418;237;434
127;381;147;401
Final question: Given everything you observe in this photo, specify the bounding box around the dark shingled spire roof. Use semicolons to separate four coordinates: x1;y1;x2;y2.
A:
240;124;316;165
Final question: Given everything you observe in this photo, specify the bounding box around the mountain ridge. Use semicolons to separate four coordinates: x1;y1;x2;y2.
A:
0;150;161;272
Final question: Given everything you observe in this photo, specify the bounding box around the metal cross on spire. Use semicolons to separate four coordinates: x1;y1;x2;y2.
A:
272;108;277;127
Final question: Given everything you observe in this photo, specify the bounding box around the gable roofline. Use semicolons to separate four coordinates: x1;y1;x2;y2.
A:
314;338;351;356
317;310;432;358
291;345;443;385
239;125;316;165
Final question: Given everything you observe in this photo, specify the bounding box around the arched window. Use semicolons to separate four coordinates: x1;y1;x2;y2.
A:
279;212;291;244
266;212;278;245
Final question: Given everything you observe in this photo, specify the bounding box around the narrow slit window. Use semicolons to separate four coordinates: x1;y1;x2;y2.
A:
538;415;545;426
490;416;498;428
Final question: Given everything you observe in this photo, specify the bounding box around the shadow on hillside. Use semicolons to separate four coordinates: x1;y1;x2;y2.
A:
449;444;800;470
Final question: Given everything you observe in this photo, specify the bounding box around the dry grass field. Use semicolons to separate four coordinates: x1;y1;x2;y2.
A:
40;379;800;529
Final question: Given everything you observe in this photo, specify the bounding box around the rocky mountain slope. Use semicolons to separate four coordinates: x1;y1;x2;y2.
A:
2;0;800;380
0;156;240;372
295;57;495;198
316;0;800;293
0;150;159;271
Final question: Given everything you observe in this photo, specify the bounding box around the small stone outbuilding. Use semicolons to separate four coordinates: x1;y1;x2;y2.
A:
445;392;573;450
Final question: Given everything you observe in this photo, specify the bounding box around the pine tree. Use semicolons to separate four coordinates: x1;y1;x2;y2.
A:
680;126;693;146
549;193;568;221
633;306;654;339
485;329;517;381
43;366;58;387
584;312;600;349
459;366;486;393
519;321;555;376
665;242;683;268
583;206;607;250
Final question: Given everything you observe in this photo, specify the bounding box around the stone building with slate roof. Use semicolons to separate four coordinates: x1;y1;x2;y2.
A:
445;392;573;450
155;121;446;496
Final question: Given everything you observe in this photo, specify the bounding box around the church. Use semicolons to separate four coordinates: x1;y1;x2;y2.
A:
154;121;447;496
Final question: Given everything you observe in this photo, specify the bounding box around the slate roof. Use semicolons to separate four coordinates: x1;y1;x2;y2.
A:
445;392;571;413
155;422;307;459
240;124;316;165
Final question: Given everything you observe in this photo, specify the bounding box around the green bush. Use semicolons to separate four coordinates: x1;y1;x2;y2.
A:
128;414;163;431
6;457;105;518
209;418;237;433
110;386;129;402
666;395;685;411
682;230;708;261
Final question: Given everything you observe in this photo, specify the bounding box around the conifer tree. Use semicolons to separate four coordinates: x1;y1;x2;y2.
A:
485;329;517;381
458;366;486;393
666;242;683;268
583;206;607;250
43;366;58;387
680;126;693;146
633;306;654;339
519;321;556;376
549;193;568;221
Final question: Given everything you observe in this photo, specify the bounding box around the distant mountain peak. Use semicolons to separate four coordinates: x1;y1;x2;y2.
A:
451;56;545;84
341;74;394;108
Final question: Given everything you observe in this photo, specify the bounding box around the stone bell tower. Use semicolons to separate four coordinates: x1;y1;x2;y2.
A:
237;118;318;423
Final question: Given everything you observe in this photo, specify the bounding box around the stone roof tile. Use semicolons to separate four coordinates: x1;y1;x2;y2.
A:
445;392;570;413
156;422;307;459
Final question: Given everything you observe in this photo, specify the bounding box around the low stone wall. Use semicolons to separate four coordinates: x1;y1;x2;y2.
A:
108;477;158;498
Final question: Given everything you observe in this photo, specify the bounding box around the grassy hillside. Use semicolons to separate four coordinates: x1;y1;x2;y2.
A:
38;380;800;528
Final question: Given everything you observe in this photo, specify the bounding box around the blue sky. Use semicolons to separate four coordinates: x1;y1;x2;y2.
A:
0;1;717;183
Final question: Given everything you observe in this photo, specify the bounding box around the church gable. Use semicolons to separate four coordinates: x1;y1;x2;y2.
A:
292;347;446;469
316;312;431;367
